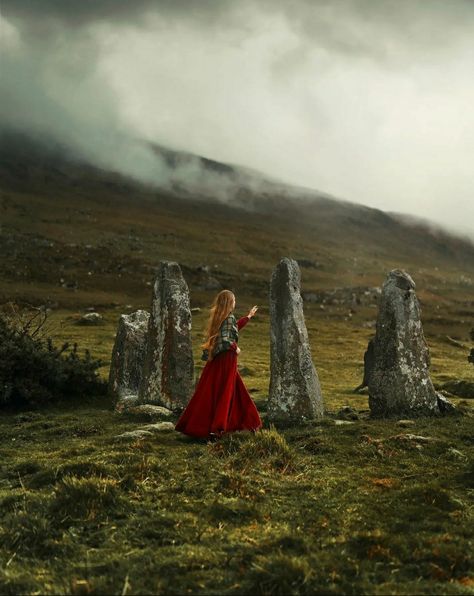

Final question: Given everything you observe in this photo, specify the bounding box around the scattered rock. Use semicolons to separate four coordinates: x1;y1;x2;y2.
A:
446;447;467;460
436;393;458;415
191;307;201;313
440;380;474;399
141;422;175;433
268;257;324;424
334;420;356;425
114;393;140;413
336;406;359;420
368;269;440;418
397;419;415;427
108;310;150;402
139;261;194;410
76;312;103;325
116;430;153;440
391;433;437;443
125;404;173;421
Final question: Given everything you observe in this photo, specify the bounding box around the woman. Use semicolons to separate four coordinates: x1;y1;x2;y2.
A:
175;289;262;439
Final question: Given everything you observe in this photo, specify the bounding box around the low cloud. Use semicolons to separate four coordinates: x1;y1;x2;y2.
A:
1;1;473;235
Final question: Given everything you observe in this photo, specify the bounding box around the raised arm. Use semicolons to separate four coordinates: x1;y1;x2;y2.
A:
238;306;258;331
237;315;250;330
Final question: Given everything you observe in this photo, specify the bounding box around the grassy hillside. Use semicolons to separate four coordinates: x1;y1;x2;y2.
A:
0;131;473;595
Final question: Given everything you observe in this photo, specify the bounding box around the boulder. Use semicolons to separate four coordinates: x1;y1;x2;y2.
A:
139;262;194;411
436;393;457;415
440;380;474;399
108;310;150;402
268;257;324;423
368;270;440;418
124;404;173;421
336;406;359;420
77;312;103;325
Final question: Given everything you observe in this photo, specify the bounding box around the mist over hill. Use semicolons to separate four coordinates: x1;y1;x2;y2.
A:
0;127;473;314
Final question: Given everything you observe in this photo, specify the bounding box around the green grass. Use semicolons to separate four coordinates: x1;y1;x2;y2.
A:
1;257;472;596
0;403;473;595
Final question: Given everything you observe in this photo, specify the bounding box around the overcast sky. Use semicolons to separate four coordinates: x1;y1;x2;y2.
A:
1;0;473;235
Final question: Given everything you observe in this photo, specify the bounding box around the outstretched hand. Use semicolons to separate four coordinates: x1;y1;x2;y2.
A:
247;305;258;318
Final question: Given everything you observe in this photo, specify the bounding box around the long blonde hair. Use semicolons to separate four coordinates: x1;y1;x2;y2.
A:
201;290;235;360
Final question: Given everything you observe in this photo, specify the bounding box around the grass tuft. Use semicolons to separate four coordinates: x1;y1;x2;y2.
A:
51;475;122;521
209;426;294;473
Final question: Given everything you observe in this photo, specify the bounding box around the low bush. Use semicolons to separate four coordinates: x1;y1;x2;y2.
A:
0;303;106;409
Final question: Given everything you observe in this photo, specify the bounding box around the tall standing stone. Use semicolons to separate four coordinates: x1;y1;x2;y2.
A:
108;309;150;402
139;261;194;411
368;269;439;417
268;257;324;423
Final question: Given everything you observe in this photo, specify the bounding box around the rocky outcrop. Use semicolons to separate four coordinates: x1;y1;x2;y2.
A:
368;269;440;418
268;257;324;423
139;261;194;411
108;310;150;402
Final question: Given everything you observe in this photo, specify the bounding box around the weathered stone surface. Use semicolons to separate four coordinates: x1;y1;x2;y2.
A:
141;422;175;433
368;270;440;418
124;404;173;421
77;312;103;325
392;433;437;443
139;262;194;411
336;406;359;420
268;257;324;423
115;430;153;440
397;419;416;427
114;393;140;413
108;310;150;402
436;393;457;415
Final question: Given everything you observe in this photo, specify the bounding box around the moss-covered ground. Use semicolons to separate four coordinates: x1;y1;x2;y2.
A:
1;308;473;595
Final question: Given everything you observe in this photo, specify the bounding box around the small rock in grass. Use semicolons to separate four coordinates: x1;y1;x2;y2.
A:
116;430;153;440
126;405;173;420
76;312;103;325
114;393;140;413
393;433;436;442
397;419;415;427
436;393;458;415
446;447;467;460
334;419;356;425
337;406;359;420
141;422;175;433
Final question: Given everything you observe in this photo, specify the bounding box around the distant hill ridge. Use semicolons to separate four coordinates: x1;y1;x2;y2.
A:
0;126;473;311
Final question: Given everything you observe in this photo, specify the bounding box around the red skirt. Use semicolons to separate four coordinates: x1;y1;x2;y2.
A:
175;350;262;439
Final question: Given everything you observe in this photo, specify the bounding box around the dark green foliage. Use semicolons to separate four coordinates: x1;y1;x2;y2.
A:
0;311;106;409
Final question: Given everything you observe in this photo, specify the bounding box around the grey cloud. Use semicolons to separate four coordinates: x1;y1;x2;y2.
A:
1;0;473;234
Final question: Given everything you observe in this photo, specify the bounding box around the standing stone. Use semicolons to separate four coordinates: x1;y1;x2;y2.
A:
108;310;150;403
268;257;324;423
139;261;194;411
368;269;439;417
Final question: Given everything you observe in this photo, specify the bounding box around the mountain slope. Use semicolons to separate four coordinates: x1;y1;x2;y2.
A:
0;128;473;328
